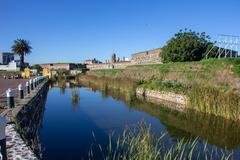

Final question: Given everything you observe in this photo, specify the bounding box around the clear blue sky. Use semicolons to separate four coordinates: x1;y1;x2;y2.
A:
0;0;239;64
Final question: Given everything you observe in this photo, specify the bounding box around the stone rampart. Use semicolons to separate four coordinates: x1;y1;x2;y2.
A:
131;48;162;65
86;48;162;70
136;88;187;111
1;79;49;159
86;61;131;70
13;81;48;158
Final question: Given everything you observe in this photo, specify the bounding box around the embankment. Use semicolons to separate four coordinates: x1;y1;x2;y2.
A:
1;78;49;159
84;58;240;121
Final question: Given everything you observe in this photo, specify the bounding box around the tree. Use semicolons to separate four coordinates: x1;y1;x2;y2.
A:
111;53;116;63
161;29;212;62
31;64;43;72
11;39;32;68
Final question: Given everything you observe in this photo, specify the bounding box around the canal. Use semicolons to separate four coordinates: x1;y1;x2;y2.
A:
36;79;240;159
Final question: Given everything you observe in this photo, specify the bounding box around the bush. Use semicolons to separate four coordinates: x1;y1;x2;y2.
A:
31;64;43;72
161;29;213;63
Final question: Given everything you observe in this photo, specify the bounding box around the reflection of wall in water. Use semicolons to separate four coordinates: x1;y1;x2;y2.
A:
131;100;240;150
77;75;240;150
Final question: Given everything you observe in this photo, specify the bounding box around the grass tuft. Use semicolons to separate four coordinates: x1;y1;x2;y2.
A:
89;123;232;160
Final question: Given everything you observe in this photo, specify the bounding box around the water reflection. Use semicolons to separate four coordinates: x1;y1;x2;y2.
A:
76;75;240;150
71;88;80;108
43;76;240;159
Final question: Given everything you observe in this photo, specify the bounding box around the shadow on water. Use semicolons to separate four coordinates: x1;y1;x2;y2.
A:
75;75;240;150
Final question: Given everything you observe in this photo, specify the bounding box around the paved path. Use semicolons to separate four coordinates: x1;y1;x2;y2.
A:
0;78;28;96
0;78;29;112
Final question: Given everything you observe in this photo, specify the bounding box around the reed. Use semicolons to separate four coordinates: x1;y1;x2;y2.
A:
187;85;240;120
89;124;232;160
71;88;80;106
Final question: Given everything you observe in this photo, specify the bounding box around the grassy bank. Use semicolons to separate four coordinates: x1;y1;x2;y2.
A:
76;74;240;149
86;58;240;121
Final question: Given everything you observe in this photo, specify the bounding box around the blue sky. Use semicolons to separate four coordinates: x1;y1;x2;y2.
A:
0;0;239;64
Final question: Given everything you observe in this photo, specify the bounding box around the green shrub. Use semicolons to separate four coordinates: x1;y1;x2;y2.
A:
141;80;186;93
161;29;213;63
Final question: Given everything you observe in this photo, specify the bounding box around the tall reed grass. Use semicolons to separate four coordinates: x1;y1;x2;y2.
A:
88;124;232;160
186;85;240;121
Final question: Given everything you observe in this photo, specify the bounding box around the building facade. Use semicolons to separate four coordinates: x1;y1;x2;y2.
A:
39;63;77;70
84;58;102;65
0;52;14;65
85;48;162;70
0;60;20;71
131;48;162;64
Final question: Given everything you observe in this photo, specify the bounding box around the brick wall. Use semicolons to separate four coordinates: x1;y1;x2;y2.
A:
40;63;76;70
86;48;162;70
86;61;131;70
131;48;162;64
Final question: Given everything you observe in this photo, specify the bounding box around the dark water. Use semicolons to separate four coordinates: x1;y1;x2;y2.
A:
37;80;240;160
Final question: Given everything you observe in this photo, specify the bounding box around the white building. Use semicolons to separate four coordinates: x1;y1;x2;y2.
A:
0;60;20;71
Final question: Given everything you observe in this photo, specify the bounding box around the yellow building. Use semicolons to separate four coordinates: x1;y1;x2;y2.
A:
21;68;30;78
43;68;52;78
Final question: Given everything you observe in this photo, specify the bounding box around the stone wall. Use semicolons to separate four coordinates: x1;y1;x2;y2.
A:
13;82;48;158
3;80;49;159
111;61;131;69
86;61;131;70
136;88;187;111
40;63;76;70
85;48;162;70
131;48;162;65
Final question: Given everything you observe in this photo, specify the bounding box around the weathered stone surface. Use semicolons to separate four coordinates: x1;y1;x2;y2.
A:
87;61;131;70
6;124;38;160
1;80;49;159
131;48;162;64
136;88;187;111
86;48;162;70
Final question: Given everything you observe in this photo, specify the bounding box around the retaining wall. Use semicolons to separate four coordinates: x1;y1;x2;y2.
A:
2;79;49;159
86;62;131;70
136;88;187;111
131;48;162;65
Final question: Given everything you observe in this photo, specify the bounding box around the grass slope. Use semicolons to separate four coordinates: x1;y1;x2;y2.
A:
87;58;240;121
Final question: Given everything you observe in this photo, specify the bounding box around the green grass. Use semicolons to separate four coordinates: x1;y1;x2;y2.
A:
88;69;124;78
86;58;240;121
0;70;21;77
89;58;240;84
89;124;232;160
139;80;186;94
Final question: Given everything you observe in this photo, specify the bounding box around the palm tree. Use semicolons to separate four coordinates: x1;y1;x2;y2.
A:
11;39;32;68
